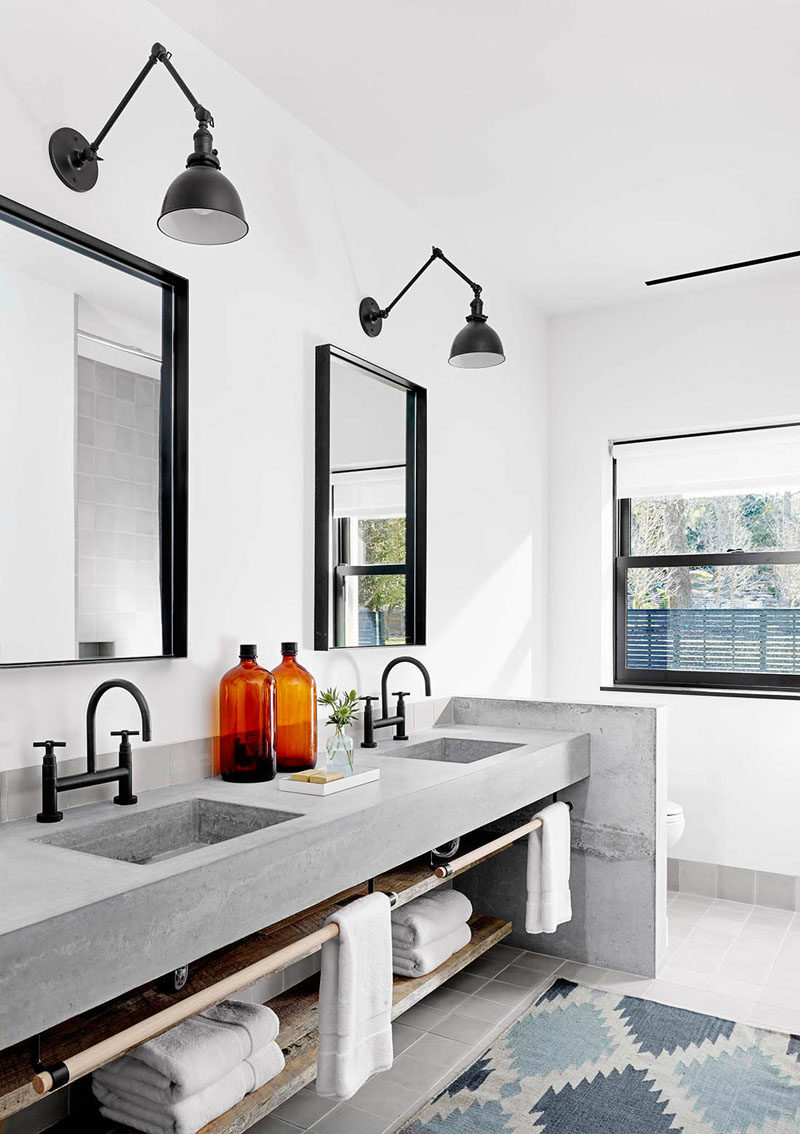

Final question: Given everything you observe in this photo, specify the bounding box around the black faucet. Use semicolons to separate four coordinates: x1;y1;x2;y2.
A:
360;656;432;748
36;679;152;823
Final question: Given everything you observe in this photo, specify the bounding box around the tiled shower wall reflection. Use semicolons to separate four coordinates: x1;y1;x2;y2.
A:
75;356;161;658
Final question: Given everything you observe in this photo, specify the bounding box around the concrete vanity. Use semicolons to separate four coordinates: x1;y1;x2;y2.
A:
0;714;590;1049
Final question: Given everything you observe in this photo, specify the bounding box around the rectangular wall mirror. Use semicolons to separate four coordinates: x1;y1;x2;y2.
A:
315;345;426;649
0;195;187;667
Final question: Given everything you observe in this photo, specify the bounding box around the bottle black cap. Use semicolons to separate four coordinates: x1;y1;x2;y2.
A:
281;641;298;655
239;644;258;660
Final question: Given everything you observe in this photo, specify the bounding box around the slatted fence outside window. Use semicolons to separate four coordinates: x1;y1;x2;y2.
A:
625;608;800;675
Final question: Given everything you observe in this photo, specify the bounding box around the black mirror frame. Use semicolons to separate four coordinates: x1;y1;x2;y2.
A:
0;193;188;668
314;344;426;651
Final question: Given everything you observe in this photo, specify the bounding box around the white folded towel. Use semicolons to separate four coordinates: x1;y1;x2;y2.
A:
93;1041;285;1134
392;920;472;978
95;1000;279;1103
391;890;473;946
316;892;393;1100
525;801;572;935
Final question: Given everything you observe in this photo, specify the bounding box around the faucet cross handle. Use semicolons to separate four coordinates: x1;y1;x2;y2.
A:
358;696;378;749
392;692;410;741
110;730;140;738
34;742;66;823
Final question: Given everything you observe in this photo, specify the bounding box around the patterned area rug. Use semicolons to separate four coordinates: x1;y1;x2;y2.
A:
401;978;800;1133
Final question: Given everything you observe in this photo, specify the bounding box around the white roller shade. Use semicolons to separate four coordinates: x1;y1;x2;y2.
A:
613;426;800;499
332;466;405;519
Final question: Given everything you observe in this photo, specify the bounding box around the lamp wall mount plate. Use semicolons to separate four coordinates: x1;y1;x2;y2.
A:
49;129;99;192
359;297;383;337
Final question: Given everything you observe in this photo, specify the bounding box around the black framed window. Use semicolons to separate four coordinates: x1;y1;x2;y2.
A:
613;424;800;692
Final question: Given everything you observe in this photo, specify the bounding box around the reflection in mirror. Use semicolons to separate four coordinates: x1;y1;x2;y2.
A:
315;345;426;650
0;197;187;666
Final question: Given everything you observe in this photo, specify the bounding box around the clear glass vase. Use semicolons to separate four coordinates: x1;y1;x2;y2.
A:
325;728;355;775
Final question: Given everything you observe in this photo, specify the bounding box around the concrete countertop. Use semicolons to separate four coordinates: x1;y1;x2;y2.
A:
0;722;589;1048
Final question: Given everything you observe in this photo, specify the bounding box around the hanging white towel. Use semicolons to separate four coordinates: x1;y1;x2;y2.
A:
316;891;394;1100
93;1041;285;1134
525;801;572;935
392;920;472;977
391;890;473;946
94;1000;279;1103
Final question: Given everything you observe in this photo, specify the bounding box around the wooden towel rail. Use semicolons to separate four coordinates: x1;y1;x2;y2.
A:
32;892;394;1097
434;802;574;879
30;798;573;1096
32;923;339;1095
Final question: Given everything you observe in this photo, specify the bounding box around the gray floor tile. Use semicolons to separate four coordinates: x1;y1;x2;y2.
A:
406;1031;472;1069
430;1011;498;1045
512;950;564;974
493;964;549;990
488;944;523;962
392;1020;425;1054
272;1088;338;1129
463;955;510;979
457;994;515;1024
348;1077;419;1120
472;980;530;1007
250;1117;306;1134
444;971;489;995
308;1103;387;1134
422;987;469;1013
395;1001;447;1030
382;1051;443;1094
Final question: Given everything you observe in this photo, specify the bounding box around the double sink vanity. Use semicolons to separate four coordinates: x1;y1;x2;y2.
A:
0;706;591;1050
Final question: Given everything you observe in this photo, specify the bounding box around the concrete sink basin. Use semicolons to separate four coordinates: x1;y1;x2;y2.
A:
36;798;301;865
392;736;524;763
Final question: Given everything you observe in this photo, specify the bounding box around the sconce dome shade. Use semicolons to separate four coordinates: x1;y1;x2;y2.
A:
448;315;506;368
157;165;248;245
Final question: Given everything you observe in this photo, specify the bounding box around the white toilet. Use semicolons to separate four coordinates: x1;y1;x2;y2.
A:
667;801;685;849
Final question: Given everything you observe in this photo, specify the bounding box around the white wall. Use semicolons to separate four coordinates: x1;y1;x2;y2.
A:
0;0;548;771
548;268;800;876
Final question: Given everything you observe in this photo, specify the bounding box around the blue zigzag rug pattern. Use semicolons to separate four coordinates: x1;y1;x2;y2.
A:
401;978;800;1133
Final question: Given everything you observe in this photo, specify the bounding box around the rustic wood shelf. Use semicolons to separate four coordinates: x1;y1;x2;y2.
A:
1;841;516;1131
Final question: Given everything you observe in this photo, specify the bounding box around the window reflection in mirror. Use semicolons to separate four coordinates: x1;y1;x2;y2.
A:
315;345;426;650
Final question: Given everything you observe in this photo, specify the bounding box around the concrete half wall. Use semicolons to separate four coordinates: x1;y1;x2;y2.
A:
453;697;666;977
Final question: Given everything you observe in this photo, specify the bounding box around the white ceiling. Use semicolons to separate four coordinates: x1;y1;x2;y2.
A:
153;0;800;313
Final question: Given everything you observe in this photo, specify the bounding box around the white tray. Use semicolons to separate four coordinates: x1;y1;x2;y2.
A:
277;766;380;796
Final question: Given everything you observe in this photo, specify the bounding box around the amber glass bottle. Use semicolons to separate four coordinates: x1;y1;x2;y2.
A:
218;644;276;782
274;642;318;772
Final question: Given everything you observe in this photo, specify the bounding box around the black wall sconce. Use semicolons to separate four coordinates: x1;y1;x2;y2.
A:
359;246;505;368
49;43;247;245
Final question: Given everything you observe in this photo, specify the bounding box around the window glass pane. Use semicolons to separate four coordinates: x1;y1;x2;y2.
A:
357;517;405;567
630;493;800;555
625;564;800;673
344;574;406;647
